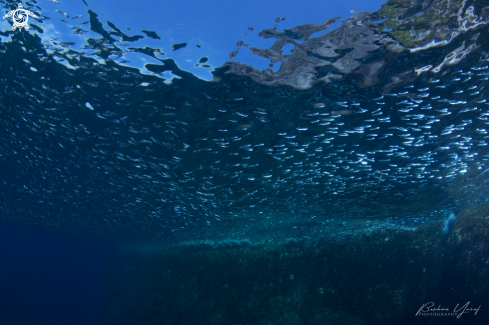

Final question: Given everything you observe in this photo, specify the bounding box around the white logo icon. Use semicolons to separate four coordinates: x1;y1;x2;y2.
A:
3;3;38;32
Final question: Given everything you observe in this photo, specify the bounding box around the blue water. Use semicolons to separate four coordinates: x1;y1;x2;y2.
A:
0;220;115;325
1;0;489;323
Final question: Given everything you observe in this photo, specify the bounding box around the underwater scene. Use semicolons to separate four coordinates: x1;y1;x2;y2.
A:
1;0;489;324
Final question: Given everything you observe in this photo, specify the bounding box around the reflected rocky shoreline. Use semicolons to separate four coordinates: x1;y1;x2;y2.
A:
225;0;489;91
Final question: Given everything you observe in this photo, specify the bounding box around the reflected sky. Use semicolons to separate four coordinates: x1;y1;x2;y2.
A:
2;0;385;81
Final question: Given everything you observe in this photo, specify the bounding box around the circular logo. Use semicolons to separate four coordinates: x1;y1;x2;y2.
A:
13;9;28;29
3;3;38;32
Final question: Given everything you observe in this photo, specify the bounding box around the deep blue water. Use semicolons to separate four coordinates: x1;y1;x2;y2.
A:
0;220;115;325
